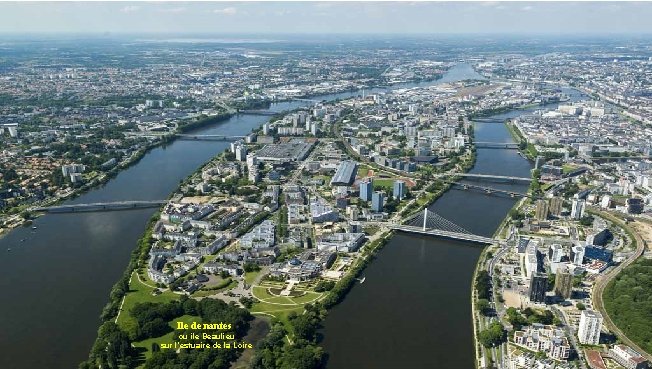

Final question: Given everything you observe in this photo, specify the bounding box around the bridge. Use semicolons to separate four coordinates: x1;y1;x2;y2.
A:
391;208;494;244
33;200;167;213
291;98;321;103
238;110;278;116
176;134;245;141
447;181;532;198
472;118;501;123
474;142;520;149
436;172;532;183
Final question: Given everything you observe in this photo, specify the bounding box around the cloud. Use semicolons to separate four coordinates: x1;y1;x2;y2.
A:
274;10;292;16
213;7;237;15
120;5;140;13
159;7;186;14
521;5;534;11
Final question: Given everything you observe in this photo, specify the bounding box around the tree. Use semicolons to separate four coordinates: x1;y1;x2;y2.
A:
576;302;586;311
476;299;492;316
478;322;506;348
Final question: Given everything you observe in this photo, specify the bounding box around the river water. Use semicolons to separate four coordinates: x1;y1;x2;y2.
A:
319;86;586;368
0;64;580;369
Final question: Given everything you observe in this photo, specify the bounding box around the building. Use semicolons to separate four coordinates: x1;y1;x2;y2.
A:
571;199;586;220
529;273;548;303
235;145;247;161
393;180;406;200
554;265;573;300
240;220;276;249
371;191;385;213
578;310;603;345
525;243;539;277
549;244;563;263
330;161;358;186
513;324;571;360
610;344;650;369
626;198;644;214
535;199;549;221
571;245;585;265
359;179;373;202
549;197;563;216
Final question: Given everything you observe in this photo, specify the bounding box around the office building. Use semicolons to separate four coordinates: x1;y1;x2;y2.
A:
626;198;644;214
359;179;373;202
393;180;406;200
554;266;573;300
529;273;548;303
549;197;563;216
578;310;603;345
371;191;385;213
535;199;549;221
571;199;585;220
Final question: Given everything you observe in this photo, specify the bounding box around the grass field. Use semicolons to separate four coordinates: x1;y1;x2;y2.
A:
116;272;179;334
250;285;324;331
373;178;396;190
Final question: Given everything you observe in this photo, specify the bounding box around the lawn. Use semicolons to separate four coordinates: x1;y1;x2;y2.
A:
245;270;262;285
250;285;324;329
373;178;396;190
116;272;179;334
357;165;371;177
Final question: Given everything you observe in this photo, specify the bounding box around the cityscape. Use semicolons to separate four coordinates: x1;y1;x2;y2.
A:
1;2;652;369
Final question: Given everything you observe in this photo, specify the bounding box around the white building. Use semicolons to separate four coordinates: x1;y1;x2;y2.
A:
571;199;585;220
578;310;603;345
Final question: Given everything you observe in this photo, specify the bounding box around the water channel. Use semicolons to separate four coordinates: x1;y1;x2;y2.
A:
0;64;581;369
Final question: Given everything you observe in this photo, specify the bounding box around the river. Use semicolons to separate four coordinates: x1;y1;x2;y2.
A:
319;86;586;368
0;64;580;369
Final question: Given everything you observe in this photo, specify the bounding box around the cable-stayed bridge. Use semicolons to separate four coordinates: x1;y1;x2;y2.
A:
391;208;494;244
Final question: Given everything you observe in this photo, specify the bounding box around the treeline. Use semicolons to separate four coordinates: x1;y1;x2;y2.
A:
475;270;492;300
603;258;652;354
176;113;233;133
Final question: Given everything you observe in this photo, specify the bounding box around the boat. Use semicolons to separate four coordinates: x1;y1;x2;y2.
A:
7;248;11;252
358;277;366;284
32;226;37;230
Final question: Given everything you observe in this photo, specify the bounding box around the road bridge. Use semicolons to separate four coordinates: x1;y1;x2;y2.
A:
34;200;167;213
392;209;494;244
436;173;532;183
474;142;520;149
238;110;277;116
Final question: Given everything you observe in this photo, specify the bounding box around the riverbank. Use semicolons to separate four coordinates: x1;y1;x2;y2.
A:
0;112;234;239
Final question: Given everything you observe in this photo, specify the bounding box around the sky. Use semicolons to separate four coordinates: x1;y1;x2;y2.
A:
0;1;652;35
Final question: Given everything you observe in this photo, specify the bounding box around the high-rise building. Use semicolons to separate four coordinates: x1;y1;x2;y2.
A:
235;145;247;161
554;266;573;300
571;199;585;220
549;244;563;263
359;179;373;202
536;199;549;221
529;273;548;303
578;310;603;345
393;180;406;200
371;191;385;213
535;156;544;170
572;245;585;265
262;123;270;136
549;197;563;216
